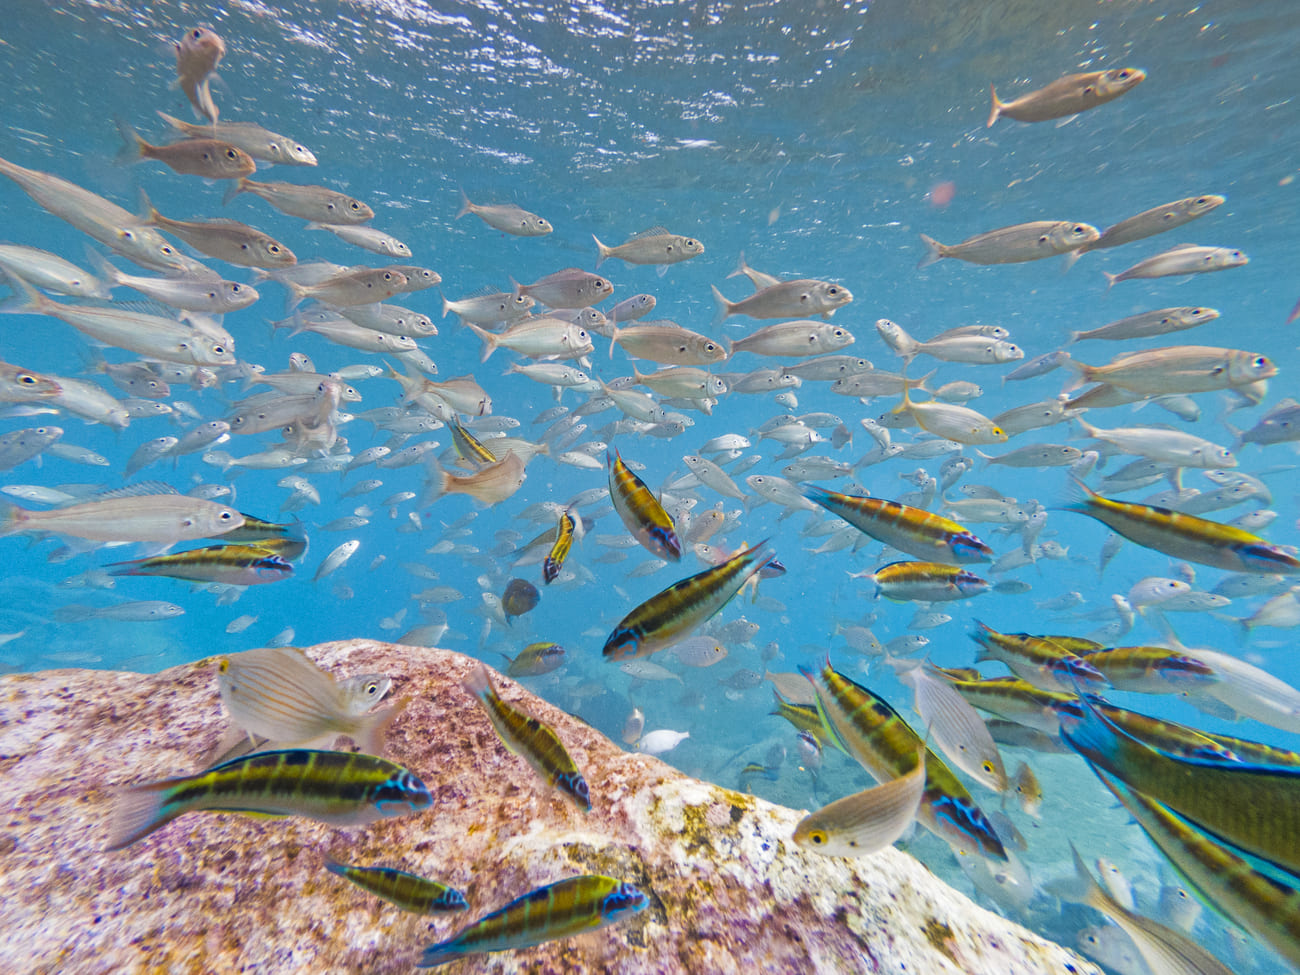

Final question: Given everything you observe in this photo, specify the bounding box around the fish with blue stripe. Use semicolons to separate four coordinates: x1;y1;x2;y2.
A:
324;859;468;914
417;874;648;968
607;447;681;561
802;485;993;563
602;540;775;661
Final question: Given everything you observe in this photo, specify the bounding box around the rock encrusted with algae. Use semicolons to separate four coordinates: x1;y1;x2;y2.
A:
0;639;1099;974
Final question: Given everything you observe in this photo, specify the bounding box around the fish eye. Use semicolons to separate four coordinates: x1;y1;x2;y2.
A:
827;287;839;295
231;284;242;292
809;831;826;845
192;29;203;38
213;345;226;355
1254;356;1267;367
226;149;238;159
350;202;361;210
268;244;281;253
18;373;37;385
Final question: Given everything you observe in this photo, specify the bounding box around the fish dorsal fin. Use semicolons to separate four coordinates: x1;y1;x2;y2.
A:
89;480;182;502
629;226;671;240
116;298;184;321
463;284;502;299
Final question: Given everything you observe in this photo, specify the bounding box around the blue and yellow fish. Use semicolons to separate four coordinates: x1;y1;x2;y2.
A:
1063;477;1300;574
802;486;993;563
607;448;681;561
418;874;647;968
463;663;590;811
800;658;1007;862
603;540;775;661
325;859;468;914
542;508;576;584
106;543;293;585
107;749;432;850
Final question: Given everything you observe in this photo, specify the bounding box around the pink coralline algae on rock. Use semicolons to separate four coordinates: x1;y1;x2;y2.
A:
0;639;1101;974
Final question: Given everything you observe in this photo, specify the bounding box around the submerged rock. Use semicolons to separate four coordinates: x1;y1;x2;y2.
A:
0;639;1098;974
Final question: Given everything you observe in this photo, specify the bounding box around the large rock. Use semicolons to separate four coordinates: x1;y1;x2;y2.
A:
0;639;1098;974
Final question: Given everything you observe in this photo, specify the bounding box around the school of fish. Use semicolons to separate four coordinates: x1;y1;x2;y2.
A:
2;15;1299;974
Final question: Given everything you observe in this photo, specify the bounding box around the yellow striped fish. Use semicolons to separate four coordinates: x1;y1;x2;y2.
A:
217;513;309;561
325;859;468;914
448;414;497;469
1096;770;1300;970
802;486;993;563
106;543;293;585
107;749;432;850
463;663;590;811
970;621;1107;694
602;540;774;661
417;874;648;968
542;508;576;584
865;561;989;602
1080;645;1220;694
1064;477;1300;574
1061;693;1300;875
800;659;1007;861
607;448;681;561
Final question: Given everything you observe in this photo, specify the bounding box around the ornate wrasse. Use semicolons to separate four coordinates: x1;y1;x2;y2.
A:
107;749;431;850
418;874;647;968
802;486;992;563
1062;477;1300;574
602;540;774;661
106;543;293;585
462;663;590;811
543;508;576;584
607;448;681;561
325;860;467;914
800;660;1006;861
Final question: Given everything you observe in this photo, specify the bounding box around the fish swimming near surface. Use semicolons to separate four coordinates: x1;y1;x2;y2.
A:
324;860;468;914
602;541;775;660
107;749;431;850
417;874;648;968
174;26;225;123
462;663;591;812
986;68;1146;127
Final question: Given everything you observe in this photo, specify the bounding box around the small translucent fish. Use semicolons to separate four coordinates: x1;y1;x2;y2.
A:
621;706;645;745
919;221;1099;267
543;508;577;584
217;646;404;754
1103;243;1247;288
503;642;565;678
636;729;690;755
803;486;992;563
896;661;1007;792
0;491;242;545
1051;845;1234;975
986;68;1145;127
602;541;775;660
417;874;647;969
794;746;924;858
462;663;590;811
107;749;431;850
501;578;540;623
106;544;292;585
711;278;852;323
325;860;467;914
174;26;225;123
861;561;989;602
456;190;552;236
1063;345;1274;395
1011;762;1042;818
668;635;728;668
1063;478;1300;575
800;659;1006;861
608;448;681;561
314;539;360;582
594;227;703;269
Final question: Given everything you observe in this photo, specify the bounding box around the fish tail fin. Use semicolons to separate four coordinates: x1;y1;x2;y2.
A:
0;268;50;316
608;324;621;359
221;177;248;206
917;234;945;269
0;499;28;537
1102;271;1119;290
135;188;161;227
284;279;309;313
354;695;408;755
727;249;750;282
439;291;452;320
1059;357;1091;393
1043;844;1104;908
422;459;448;504
465;321;497;362
1066;330;1081;345
461;661;494;703
593;234;611;268
986;84;1004;129
710;284;734;325
113;115;147;165
455;187;472;220
1060;474;1099;515
106;779;183;851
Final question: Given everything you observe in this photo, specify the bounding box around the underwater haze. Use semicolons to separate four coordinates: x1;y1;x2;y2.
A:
3;0;1300;971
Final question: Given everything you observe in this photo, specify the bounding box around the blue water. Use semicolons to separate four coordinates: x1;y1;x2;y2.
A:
3;0;1299;970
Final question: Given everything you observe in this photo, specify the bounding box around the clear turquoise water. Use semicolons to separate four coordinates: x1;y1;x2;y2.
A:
3;1;1299;970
